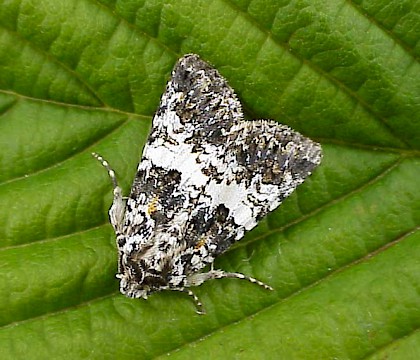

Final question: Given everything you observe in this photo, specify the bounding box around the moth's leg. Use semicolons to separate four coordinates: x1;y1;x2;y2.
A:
186;269;274;291
92;153;126;234
177;288;205;315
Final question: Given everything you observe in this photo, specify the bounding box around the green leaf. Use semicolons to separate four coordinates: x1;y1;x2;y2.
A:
0;0;419;359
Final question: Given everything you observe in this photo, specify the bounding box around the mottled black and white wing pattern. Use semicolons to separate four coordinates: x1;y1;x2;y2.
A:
93;54;322;313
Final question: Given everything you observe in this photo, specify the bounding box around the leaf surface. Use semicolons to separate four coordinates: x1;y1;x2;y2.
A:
0;0;419;359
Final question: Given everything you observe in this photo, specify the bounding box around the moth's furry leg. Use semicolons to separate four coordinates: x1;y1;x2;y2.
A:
186;269;273;291
177;288;205;315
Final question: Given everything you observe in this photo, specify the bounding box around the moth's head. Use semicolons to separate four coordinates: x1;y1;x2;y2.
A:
117;271;149;299
117;251;169;299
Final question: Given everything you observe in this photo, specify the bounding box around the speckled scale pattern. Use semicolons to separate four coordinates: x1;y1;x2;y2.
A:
93;54;322;313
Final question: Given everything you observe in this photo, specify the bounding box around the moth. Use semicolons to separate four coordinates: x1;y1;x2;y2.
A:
93;54;322;313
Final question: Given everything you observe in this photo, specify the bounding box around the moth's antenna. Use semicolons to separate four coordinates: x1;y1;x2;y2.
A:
91;152;119;190
91;152;125;235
